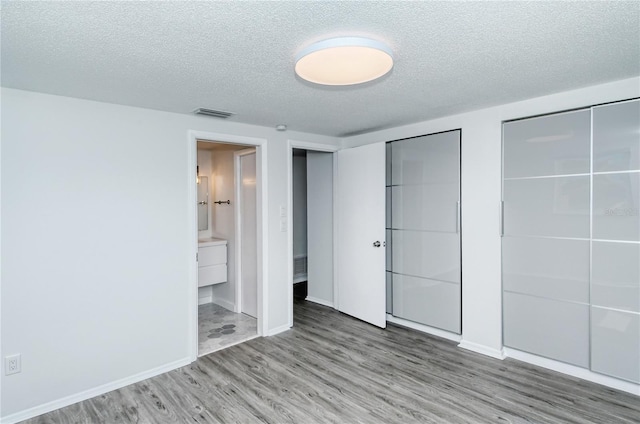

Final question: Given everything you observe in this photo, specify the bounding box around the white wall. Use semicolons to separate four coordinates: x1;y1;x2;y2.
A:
343;77;640;357
292;154;307;260
306;151;334;305
0;88;340;421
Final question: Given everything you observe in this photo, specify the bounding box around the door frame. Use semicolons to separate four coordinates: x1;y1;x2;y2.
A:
287;140;339;328
234;148;257;316
188;130;268;362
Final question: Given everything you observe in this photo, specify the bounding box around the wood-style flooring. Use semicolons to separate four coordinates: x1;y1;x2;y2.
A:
23;299;640;423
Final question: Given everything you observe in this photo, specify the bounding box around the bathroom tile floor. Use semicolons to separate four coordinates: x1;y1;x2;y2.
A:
198;303;258;356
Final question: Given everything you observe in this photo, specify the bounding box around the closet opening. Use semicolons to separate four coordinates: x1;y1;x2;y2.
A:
289;145;337;327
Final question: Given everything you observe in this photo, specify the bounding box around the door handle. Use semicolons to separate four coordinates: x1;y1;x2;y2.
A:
373;241;381;247
198;201;208;205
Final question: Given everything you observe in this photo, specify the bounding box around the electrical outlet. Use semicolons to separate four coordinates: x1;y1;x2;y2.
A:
5;354;21;375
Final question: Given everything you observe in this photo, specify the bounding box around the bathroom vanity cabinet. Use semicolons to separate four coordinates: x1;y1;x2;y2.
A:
198;238;228;287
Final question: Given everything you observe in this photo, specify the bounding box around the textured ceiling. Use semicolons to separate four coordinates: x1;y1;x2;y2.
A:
2;1;639;137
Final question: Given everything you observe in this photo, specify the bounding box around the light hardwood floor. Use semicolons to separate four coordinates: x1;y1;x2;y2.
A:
24;299;640;423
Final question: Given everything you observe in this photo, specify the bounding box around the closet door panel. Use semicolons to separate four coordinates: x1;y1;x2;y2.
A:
392;230;460;283
388;130;461;333
592;241;640;313
386;271;393;314
391;132;460;186
503;176;590;238
591;307;640;383
503;292;589;367
385;229;392;270
385;187;392;228
392;274;460;333
593;100;640;173
503;109;591;178
502;237;589;303
386;142;392;185
391;184;458;232
592;173;640;241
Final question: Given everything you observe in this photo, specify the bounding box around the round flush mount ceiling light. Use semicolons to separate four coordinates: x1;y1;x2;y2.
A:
295;37;394;86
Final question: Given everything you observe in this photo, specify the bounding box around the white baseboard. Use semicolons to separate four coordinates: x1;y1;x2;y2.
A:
305;296;334;308
386;314;462;343
1;357;192;424
266;324;291;336
504;348;640;396
211;297;235;312
458;340;506;360
198;295;213;305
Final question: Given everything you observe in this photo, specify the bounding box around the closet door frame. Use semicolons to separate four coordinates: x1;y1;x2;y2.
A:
387;129;463;334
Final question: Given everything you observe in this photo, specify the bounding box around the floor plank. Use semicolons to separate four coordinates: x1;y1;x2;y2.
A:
22;299;640;423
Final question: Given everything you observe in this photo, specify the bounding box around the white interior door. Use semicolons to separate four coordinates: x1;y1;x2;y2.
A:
337;142;386;328
240;151;257;318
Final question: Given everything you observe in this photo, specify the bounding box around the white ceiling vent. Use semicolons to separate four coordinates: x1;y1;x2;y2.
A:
194;108;235;118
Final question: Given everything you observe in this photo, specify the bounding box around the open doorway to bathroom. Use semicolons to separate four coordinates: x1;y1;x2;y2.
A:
196;140;259;356
289;145;337;327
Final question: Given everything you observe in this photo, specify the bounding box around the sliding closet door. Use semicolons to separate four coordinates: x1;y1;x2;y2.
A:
389;130;461;334
590;99;640;383
503;99;640;382
502;110;591;367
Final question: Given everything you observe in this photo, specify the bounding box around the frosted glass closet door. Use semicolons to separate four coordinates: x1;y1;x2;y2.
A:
591;99;640;382
390;131;461;333
502;109;591;367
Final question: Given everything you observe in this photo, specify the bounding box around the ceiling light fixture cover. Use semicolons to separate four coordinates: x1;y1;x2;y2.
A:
295;37;394;86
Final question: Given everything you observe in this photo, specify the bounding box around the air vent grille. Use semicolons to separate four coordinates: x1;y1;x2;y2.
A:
194;108;235;119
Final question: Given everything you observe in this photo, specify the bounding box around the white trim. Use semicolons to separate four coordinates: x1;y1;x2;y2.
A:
503;173;590;180
287;140;340;329
504;348;640;396
187;131;199;362
198;295;213;305
592;238;640;244
210;297;236;313
386;314;462;343
458;340;506;360
289;140;341;153
1;357;191;424
258;143;269;336
188;130;269;362
266;324;292;337
592;169;640;175
332;152;339;309
305;296;335;308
